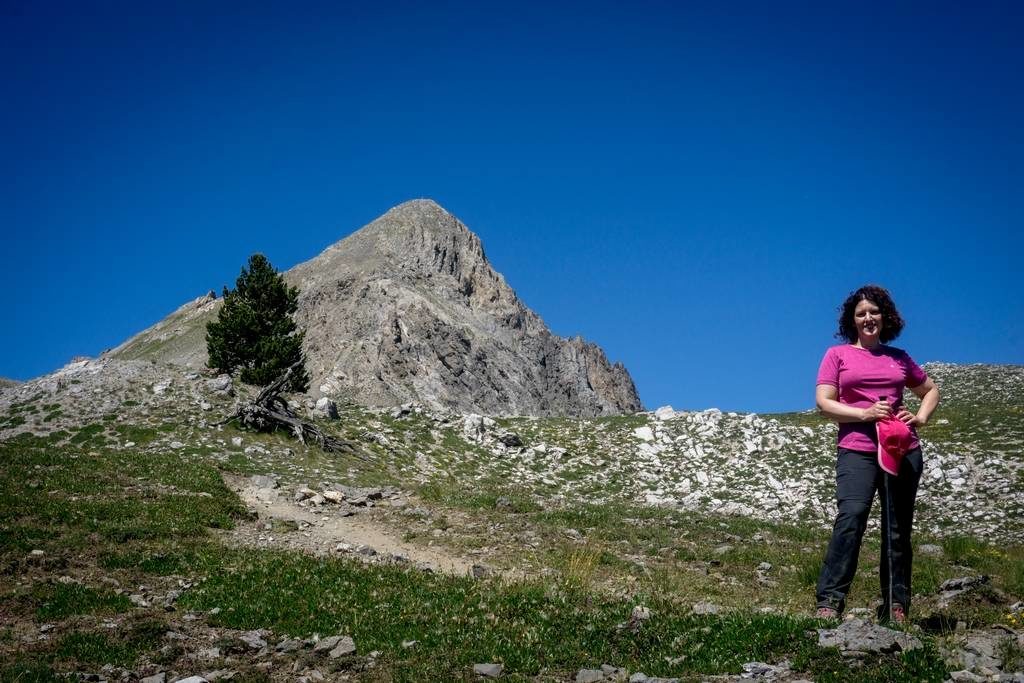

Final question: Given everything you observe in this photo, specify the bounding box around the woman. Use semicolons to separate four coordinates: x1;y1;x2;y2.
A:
814;285;940;623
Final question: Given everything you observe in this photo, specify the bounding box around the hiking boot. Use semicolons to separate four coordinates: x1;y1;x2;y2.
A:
878;603;907;625
815;607;839;620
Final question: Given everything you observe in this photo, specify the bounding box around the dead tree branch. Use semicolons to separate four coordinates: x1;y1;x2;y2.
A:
218;364;365;458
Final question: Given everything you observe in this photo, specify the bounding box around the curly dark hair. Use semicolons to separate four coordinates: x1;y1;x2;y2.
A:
835;284;905;344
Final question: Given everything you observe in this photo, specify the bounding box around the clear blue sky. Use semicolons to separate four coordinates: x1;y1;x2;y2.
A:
2;1;1022;413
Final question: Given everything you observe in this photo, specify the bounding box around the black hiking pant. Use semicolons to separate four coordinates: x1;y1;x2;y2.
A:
815;446;923;615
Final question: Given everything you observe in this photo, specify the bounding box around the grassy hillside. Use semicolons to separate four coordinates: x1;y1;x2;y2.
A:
105;294;219;368
0;360;1021;681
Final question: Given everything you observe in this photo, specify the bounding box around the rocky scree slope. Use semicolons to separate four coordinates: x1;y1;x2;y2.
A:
105;199;641;417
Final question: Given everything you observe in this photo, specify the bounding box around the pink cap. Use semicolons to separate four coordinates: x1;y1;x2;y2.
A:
876;417;913;476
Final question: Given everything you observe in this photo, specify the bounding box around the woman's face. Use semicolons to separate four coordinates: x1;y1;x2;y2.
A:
853;298;883;344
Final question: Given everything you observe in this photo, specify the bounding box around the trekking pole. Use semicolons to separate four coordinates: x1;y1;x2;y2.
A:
876;397;897;624
884;471;895;623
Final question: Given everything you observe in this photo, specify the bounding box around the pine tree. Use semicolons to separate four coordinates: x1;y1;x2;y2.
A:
206;253;310;392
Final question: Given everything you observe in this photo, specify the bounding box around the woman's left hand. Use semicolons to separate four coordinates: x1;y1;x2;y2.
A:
897;408;927;427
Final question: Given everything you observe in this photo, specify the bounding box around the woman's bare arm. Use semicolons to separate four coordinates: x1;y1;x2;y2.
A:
816;384;892;423
897;378;939;427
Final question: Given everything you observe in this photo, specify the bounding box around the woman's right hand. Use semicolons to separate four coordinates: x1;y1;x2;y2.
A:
860;400;892;422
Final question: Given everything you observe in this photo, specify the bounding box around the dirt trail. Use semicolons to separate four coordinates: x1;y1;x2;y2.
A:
220;474;477;576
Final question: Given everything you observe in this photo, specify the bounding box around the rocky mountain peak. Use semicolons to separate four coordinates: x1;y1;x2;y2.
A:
294;199;485;284
110;200;642;417
353;199;483;274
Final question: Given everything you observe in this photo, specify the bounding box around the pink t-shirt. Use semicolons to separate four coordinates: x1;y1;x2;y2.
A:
816;344;928;452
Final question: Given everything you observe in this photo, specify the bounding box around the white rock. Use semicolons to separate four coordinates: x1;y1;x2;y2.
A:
633;426;655;441
328;636;356;658
654;406;677;420
474;663;503;678
315;397;338;419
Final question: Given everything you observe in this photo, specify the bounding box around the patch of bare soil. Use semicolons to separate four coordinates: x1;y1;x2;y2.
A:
219;473;477;576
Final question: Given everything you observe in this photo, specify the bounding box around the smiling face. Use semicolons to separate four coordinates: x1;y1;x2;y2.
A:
853;298;883;347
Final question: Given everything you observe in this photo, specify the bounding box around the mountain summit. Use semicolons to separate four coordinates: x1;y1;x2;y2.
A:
110;199;642;416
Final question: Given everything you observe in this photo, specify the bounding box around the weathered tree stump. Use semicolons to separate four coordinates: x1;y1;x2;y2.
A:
218;364;363;457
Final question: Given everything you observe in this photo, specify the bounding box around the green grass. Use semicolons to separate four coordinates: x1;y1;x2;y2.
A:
113;423;161;444
99;541;216;575
0;661;66;683
998;636;1024;673
179;548;947;682
32;582;132;620
417;481;541;513
0;440;244;547
54;618;166;667
941;535;990;568
1;619;169;678
0;425;946;682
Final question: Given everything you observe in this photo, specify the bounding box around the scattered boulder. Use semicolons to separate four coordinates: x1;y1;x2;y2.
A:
323;485;384;506
600;664;627;680
692;601;721;615
463;414;494;441
312;634;355;657
276;638;302;652
206;375;233;394
473;662;503;678
817;618;922;655
313;635;344;653
391;404;414;419
944;627;1024;677
328;636;356;658
654;406;678;420
294;487;316;502
496;431;523;448
238;630;267;650
322;490;345;504
939;575;991;606
741;661;790;678
315;397;338;419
